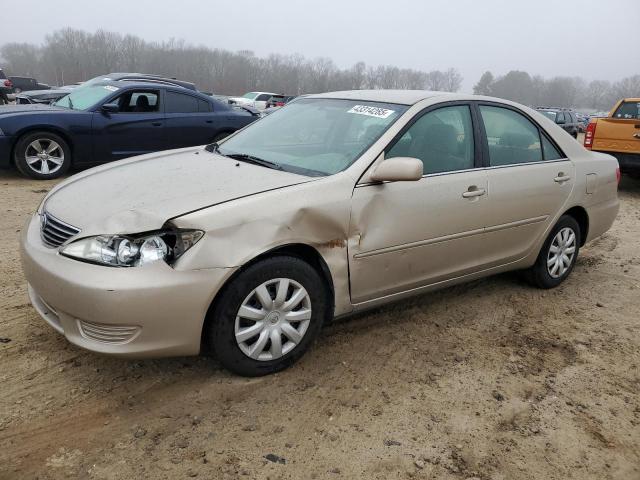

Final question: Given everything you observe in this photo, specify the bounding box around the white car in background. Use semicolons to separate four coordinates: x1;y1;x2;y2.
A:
229;91;282;111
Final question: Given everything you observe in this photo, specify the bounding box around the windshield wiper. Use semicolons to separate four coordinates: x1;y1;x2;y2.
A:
66;96;74;110
204;142;219;153
224;153;284;171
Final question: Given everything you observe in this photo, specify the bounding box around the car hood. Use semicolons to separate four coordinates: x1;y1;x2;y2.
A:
43;147;314;235
19;88;71;97
0;104;68;116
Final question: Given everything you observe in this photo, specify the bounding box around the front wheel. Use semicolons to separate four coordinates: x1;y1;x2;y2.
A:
208;256;330;376
14;131;71;179
526;215;581;289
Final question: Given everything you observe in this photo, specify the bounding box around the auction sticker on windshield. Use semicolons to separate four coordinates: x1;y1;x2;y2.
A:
103;85;119;92
348;105;395;118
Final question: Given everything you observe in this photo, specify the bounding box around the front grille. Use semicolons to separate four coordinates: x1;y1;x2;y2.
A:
40;211;80;248
78;320;140;344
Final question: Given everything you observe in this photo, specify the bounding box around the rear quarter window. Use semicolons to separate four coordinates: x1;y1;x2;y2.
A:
614;102;640;120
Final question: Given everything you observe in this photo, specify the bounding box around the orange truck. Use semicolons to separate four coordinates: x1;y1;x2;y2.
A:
585;98;640;176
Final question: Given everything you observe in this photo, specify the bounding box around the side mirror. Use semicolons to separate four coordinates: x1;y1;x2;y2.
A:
369;157;423;182
101;103;119;114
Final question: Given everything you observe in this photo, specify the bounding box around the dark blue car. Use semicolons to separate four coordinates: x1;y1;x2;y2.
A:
0;79;258;179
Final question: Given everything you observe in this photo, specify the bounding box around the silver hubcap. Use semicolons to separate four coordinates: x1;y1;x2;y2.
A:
547;227;576;278
235;278;312;361
25;139;64;175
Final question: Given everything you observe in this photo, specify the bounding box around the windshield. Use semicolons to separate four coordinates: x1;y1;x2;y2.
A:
242;92;259;99
53;84;119;110
217;98;407;176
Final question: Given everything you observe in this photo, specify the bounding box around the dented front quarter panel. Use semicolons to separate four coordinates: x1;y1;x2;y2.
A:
171;173;357;317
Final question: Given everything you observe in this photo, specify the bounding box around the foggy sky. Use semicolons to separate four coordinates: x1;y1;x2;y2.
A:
1;0;638;92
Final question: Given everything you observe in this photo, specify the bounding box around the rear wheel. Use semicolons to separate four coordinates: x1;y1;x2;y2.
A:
526;215;581;289
14;131;71;179
208;256;329;376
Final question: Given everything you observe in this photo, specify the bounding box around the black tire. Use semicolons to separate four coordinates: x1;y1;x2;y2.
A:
525;215;581;289
208;256;330;376
14;131;71;179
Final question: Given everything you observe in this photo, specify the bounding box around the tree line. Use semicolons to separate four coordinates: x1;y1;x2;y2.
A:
0;28;637;110
474;70;640;111
0;28;462;95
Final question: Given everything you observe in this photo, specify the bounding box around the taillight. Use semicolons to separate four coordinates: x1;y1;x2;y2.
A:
3;80;11;87
616;166;621;184
276;102;285;107
584;121;597;149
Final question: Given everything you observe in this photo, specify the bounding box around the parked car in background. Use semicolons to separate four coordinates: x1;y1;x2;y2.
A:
0;78;258;179
535;107;581;138
15;87;74;105
21;90;619;376
9;76;50;94
83;73;198;91
229;91;282;110
585;98;640;176
575;112;590;132
265;95;296;109
0;69;13;102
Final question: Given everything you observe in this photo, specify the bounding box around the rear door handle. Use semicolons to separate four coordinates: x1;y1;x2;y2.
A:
633;133;640;139
206;120;213;124
462;187;486;198
554;173;571;183
151;122;162;127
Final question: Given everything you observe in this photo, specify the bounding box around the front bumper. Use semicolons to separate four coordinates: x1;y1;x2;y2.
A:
0;135;13;168
20;214;236;358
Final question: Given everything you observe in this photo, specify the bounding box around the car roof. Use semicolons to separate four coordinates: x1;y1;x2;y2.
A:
307;90;456;105
96;73;197;90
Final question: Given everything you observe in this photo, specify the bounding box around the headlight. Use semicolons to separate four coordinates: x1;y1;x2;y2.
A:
60;229;203;267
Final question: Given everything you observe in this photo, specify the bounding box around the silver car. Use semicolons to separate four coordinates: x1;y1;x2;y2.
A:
21;90;620;376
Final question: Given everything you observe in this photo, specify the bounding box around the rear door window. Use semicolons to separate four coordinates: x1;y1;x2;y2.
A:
256;94;272;102
479;105;543;166
165;91;199;113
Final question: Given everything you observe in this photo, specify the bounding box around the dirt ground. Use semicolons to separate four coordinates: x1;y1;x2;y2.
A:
0;166;639;480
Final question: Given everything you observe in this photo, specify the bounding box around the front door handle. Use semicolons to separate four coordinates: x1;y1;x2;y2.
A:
633;133;640;139
462;186;486;198
554;173;571;183
151;122;162;127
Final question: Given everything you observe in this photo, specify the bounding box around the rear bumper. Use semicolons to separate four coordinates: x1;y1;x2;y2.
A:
594;151;640;173
0;135;13;168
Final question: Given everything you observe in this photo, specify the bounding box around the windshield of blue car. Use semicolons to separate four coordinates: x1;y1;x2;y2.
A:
53;84;119;110
216;98;408;176
540;110;557;121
